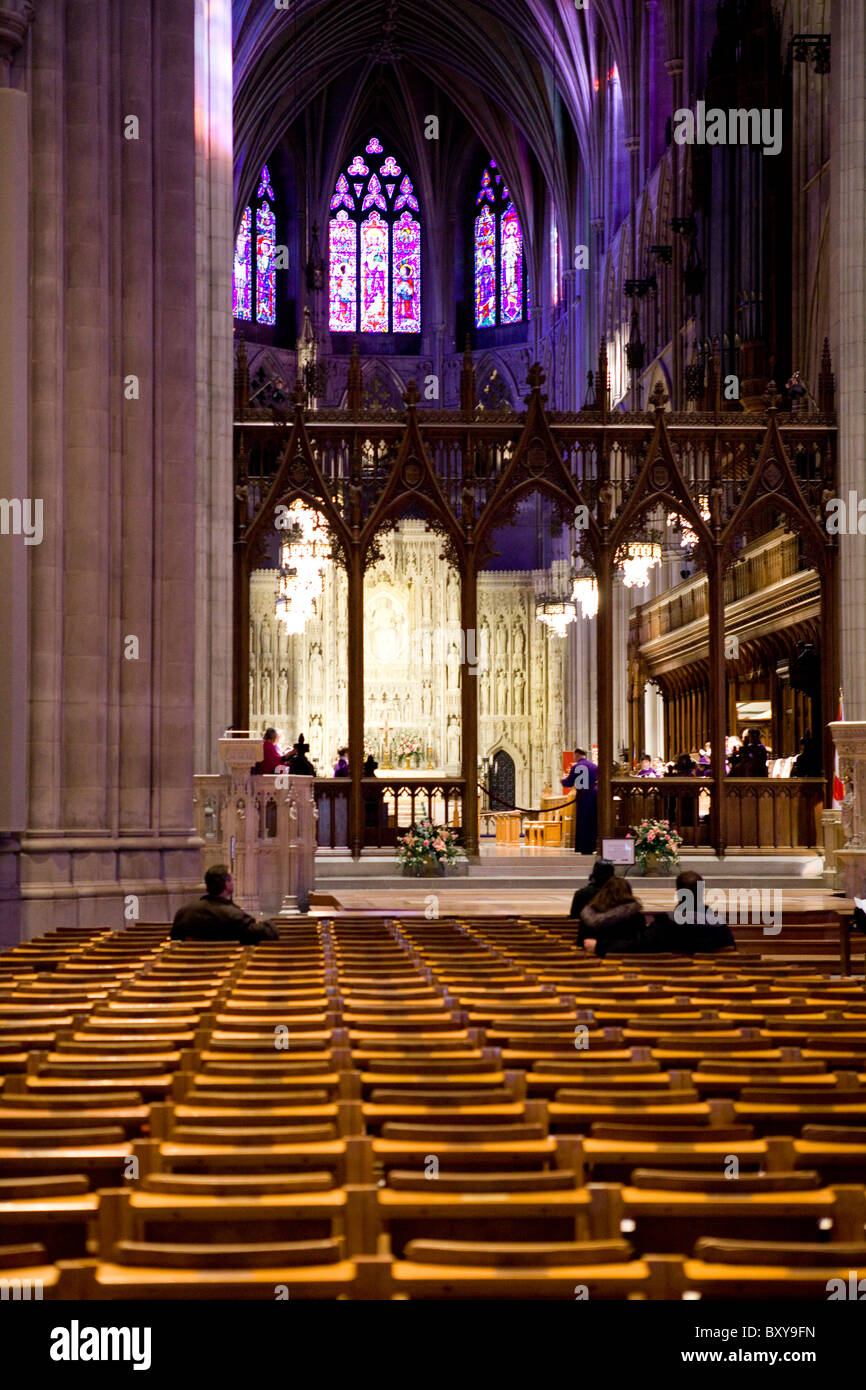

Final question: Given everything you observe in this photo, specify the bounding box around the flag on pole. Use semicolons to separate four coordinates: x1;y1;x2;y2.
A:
833;689;845;807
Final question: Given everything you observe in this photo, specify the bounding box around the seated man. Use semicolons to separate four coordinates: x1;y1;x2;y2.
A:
171;864;278;943
650;870;735;953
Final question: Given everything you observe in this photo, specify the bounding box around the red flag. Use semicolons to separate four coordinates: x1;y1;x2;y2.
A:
833;691;845;806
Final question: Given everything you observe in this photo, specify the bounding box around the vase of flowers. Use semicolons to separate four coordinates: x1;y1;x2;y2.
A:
396;817;461;875
395;733;423;768
630;819;682;874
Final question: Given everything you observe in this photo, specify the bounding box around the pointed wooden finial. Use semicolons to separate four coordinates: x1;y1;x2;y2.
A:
762;380;781;413
347;339;363;417
649;380;669;412
403;378;420;410
818;337;835;414
460;337;476;418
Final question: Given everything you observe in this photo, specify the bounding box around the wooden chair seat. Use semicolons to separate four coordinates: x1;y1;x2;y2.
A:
628;1167;822;1193
141;1172;336;1196
112;1237;345;1269
387;1253;663;1299
77;1256;358;1298
386;1169;579;1193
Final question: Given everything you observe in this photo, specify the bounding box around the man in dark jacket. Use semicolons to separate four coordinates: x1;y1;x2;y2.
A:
170;865;278;943
650;870;735;953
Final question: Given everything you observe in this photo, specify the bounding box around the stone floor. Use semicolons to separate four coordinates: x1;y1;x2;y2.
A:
309;885;851;916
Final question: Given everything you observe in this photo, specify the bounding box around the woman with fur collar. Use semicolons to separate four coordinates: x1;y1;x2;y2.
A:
579;875;651;957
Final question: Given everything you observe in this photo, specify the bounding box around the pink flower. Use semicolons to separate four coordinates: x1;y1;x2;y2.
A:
432;837;445;852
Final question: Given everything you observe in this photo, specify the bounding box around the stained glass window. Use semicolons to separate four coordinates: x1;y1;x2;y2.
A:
360;210;389;332
474;205;496;328
233;164;278;325
472;161;525;329
256;200;277;325
327;140;421;333
329;211;357;332
500;202;523;324
233;207;252;320
392;212;421;333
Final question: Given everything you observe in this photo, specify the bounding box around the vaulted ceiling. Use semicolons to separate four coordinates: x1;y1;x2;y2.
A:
230;0;687;244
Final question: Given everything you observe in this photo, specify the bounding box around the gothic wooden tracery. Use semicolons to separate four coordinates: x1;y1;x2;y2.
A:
233;339;838;858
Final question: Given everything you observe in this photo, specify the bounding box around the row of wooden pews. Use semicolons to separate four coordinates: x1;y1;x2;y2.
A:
0;910;864;1299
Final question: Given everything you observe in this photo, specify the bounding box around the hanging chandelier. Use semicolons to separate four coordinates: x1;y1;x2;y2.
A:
620;539;662;589
666;498;710;551
535;597;577;637
571;572;599;619
274;501;331;634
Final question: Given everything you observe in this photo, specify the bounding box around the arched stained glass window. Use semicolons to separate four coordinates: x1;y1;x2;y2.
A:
328;138;421;334
233;164;278;325
472;158;526;328
233;207;252;320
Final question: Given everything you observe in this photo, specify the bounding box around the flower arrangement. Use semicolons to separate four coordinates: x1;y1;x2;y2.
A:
396;817;461;874
394;733;424;764
630;818;682;871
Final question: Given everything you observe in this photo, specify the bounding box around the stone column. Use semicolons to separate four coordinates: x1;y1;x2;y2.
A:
831;0;866;718
0;2;32;941
194;0;233;771
9;0;208;939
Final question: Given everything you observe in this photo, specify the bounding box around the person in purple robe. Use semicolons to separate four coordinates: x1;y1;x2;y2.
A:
562;747;598;854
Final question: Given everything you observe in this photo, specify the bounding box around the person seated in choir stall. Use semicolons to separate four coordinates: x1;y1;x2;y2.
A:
363;753;379;777
562;747;598;854
261;728;290;774
569;858;615;939
171;865;278;944
287;733;317;777
333;747;350;777
635;754;659;778
741;727;769;777
792;731;821;778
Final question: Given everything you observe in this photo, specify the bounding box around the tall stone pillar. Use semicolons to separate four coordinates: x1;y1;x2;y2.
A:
1;0;217;941
831;0;866;718
0;3;32;939
194;0;233;771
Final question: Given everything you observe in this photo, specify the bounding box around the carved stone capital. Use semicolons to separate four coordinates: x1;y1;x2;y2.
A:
0;1;32;84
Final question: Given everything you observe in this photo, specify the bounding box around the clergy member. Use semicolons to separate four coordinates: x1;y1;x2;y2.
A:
562;747;598;854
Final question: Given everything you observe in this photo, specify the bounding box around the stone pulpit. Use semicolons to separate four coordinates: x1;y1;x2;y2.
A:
193;736;317;915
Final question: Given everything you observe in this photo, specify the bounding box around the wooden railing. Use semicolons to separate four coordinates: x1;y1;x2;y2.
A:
314;777;465;849
313;779;350;849
613;777;714;849
724;777;824;852
360;777;465;849
612;776;825;852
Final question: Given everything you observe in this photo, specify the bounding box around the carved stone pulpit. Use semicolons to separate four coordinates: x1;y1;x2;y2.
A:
193;737;317;915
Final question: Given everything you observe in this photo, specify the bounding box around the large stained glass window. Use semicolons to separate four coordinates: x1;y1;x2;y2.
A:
329;211;357;332
328;138;421;333
233;164;278;326
472;159;526;328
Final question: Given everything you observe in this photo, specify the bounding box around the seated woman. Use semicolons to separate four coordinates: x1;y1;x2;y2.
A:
580;877;653;957
569;859;615;938
333;747;350;777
